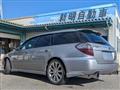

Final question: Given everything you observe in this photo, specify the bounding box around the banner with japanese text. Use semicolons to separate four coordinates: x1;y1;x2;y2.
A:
29;4;116;25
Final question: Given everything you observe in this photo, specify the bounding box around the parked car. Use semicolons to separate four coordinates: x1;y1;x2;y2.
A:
2;29;118;84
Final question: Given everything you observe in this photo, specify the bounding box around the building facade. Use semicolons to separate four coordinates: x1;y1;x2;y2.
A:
0;4;120;65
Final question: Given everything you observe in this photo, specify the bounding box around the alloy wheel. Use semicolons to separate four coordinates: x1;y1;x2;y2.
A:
47;60;65;84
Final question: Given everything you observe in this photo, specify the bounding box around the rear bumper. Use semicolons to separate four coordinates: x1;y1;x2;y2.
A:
90;62;119;74
63;57;119;78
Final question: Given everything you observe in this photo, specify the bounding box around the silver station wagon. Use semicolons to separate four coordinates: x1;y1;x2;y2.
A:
2;29;118;84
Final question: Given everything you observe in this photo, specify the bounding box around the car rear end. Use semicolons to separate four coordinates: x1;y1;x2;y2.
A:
90;43;118;74
75;30;118;75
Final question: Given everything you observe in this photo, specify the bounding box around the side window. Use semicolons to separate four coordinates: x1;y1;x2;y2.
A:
52;32;80;45
34;35;51;47
21;38;36;50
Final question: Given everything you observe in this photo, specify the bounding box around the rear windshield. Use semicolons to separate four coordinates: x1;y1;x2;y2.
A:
78;31;110;45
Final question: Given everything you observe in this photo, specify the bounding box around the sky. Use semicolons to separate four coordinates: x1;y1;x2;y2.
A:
2;0;120;19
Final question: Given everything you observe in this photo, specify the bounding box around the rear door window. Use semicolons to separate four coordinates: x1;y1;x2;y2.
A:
52;32;80;45
34;35;51;48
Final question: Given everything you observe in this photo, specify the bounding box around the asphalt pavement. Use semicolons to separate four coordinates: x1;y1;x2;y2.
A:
0;61;120;90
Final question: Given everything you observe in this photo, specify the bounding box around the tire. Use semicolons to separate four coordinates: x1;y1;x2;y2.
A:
47;59;66;85
3;59;11;74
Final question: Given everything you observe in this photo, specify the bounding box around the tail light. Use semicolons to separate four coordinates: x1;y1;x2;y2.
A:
75;43;94;56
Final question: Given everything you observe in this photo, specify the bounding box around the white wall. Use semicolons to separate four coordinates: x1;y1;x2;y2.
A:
0;32;20;39
115;9;120;65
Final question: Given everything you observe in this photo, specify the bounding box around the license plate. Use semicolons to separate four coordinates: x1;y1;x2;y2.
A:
102;52;114;60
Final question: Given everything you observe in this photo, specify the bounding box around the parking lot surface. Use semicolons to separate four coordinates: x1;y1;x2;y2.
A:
0;59;120;90
0;62;120;90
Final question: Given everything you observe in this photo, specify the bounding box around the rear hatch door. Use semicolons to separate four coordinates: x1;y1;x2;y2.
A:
91;43;115;64
78;30;115;64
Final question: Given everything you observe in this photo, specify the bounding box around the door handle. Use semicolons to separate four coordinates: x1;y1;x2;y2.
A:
45;49;48;52
39;50;48;52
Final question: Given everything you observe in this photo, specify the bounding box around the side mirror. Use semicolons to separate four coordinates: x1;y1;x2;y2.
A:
15;47;20;51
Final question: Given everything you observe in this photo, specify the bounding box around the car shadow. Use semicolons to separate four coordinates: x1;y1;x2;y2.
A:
66;77;104;86
11;72;50;83
4;72;104;86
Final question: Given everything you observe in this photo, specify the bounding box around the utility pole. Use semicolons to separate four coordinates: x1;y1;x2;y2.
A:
0;0;3;19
